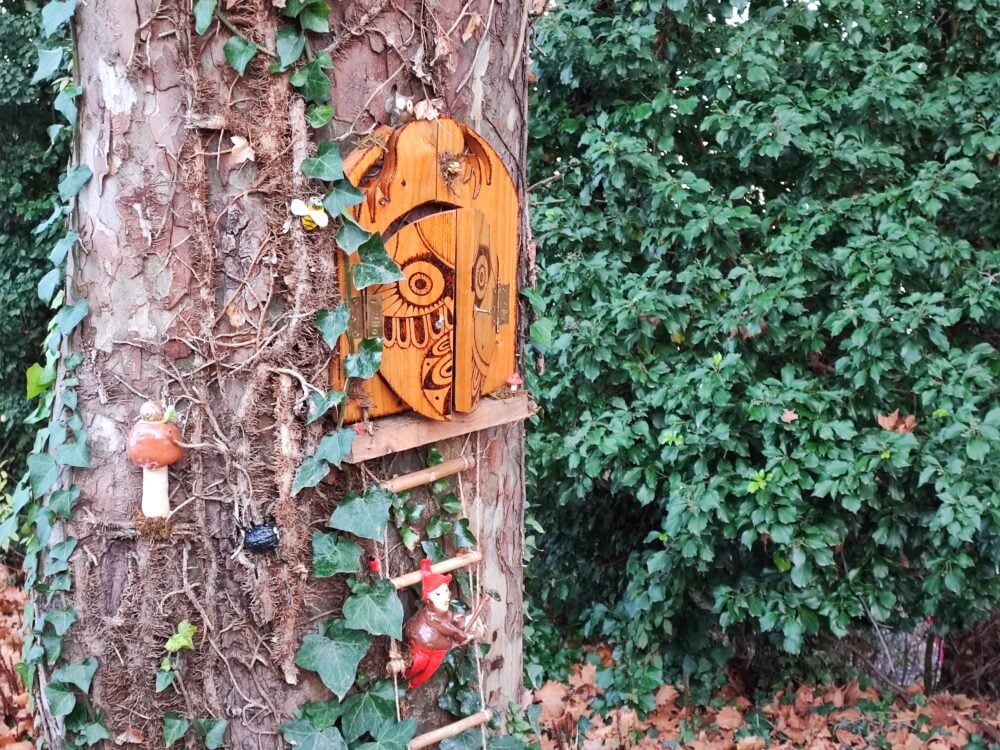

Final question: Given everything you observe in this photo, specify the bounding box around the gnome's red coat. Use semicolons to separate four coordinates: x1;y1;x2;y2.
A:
403;606;473;688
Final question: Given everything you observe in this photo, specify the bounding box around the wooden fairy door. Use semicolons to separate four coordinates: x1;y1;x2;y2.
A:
334;117;518;423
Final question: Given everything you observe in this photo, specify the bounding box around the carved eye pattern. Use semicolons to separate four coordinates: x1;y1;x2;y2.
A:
334;118;517;423
472;246;492;306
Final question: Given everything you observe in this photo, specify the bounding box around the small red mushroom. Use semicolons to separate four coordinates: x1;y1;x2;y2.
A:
126;401;183;519
506;372;523;392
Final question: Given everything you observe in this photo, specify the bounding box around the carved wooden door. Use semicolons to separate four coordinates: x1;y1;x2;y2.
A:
333;117;518;422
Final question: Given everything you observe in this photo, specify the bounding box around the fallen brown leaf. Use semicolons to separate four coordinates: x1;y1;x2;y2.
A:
877;409;917;433
655;684;679;708
715;705;743;730
794;683;816;715
533;680;569;724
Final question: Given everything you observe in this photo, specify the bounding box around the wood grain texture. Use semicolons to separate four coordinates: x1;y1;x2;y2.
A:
333;117;520;423
345;393;537;463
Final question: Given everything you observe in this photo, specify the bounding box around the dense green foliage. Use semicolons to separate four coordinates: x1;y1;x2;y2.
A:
526;0;1000;704
0;1;69;465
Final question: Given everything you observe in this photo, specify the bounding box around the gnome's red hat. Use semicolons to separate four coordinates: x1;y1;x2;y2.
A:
419;559;452;600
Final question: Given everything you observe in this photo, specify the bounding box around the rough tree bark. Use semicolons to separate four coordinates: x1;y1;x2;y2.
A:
46;0;530;746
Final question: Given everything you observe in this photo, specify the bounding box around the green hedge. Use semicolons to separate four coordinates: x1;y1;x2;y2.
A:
526;0;1000;704
0;3;68;467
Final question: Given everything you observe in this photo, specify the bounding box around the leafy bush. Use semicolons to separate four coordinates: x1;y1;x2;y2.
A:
526;0;1000;700
0;3;69;467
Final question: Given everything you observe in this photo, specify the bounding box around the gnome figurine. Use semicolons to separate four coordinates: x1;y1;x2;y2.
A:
403;559;486;689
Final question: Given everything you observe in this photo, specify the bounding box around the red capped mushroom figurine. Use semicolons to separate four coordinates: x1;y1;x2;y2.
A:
126;401;183;519
506;372;523;392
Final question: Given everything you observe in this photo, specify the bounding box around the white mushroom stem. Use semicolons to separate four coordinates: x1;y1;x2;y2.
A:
141;466;170;518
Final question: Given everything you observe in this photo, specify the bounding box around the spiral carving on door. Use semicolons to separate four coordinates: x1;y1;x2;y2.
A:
332;117;519;422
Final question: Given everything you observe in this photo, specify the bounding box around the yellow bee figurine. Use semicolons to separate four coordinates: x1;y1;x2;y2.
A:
290;197;329;230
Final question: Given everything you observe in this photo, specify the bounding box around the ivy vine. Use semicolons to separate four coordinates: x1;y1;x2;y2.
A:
0;0;115;745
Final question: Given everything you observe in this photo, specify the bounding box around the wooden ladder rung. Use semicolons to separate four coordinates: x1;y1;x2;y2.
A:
381;456;475;494
408;710;492;750
390;552;483;590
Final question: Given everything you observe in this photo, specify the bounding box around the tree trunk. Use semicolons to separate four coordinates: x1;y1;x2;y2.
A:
47;0;529;746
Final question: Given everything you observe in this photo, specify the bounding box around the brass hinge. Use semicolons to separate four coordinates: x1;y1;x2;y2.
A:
347;292;383;339
495;284;510;329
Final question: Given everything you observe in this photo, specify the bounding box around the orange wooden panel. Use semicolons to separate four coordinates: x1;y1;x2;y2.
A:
376;211;457;420
332;117;519;423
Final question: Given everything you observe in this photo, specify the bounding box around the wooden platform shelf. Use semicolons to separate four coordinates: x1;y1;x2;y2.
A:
345;393;536;464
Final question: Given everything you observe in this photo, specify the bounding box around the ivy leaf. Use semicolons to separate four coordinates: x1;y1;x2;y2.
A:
224;35;257;76
372;718;418;750
293;622;370;700
163;714;189;747
441;493;462;515
26;363;50;399
306;104;335;128
340;683;396;742
27;453;59;497
301;700;343;730
77;722;112;746
290;54;333;103
297;0;329;33
55;437;90;469
303;142;345;182
421;540;446;563
280;719;348;750
273;27;305;70
426;516;449;540
54;85;82;126
353;235;405;290
50;486;81;519
192;0;217;33
49;231;79;264
307;390;347;424
42;0;77;37
38;268;62;304
195;718;229;750
336;215;372;255
314;428;356;469
323;180;364;216
344;338;383;380
155;668;174;693
441;730;485;750
399;526;420;551
55;299;89;334
58;166;92;201
327;486;394;541
46;538;77;576
315;304;350;346
52;657;97;693
34;203;67;235
0;516;19;547
164;620;198;652
44;682;76;717
284;0;331;32
293;455;330;495
46;607;77;636
343;580;404;639
311;531;362;578
32;47;64;84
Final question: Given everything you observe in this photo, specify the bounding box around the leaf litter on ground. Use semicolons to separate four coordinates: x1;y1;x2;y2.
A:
525;652;1000;749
